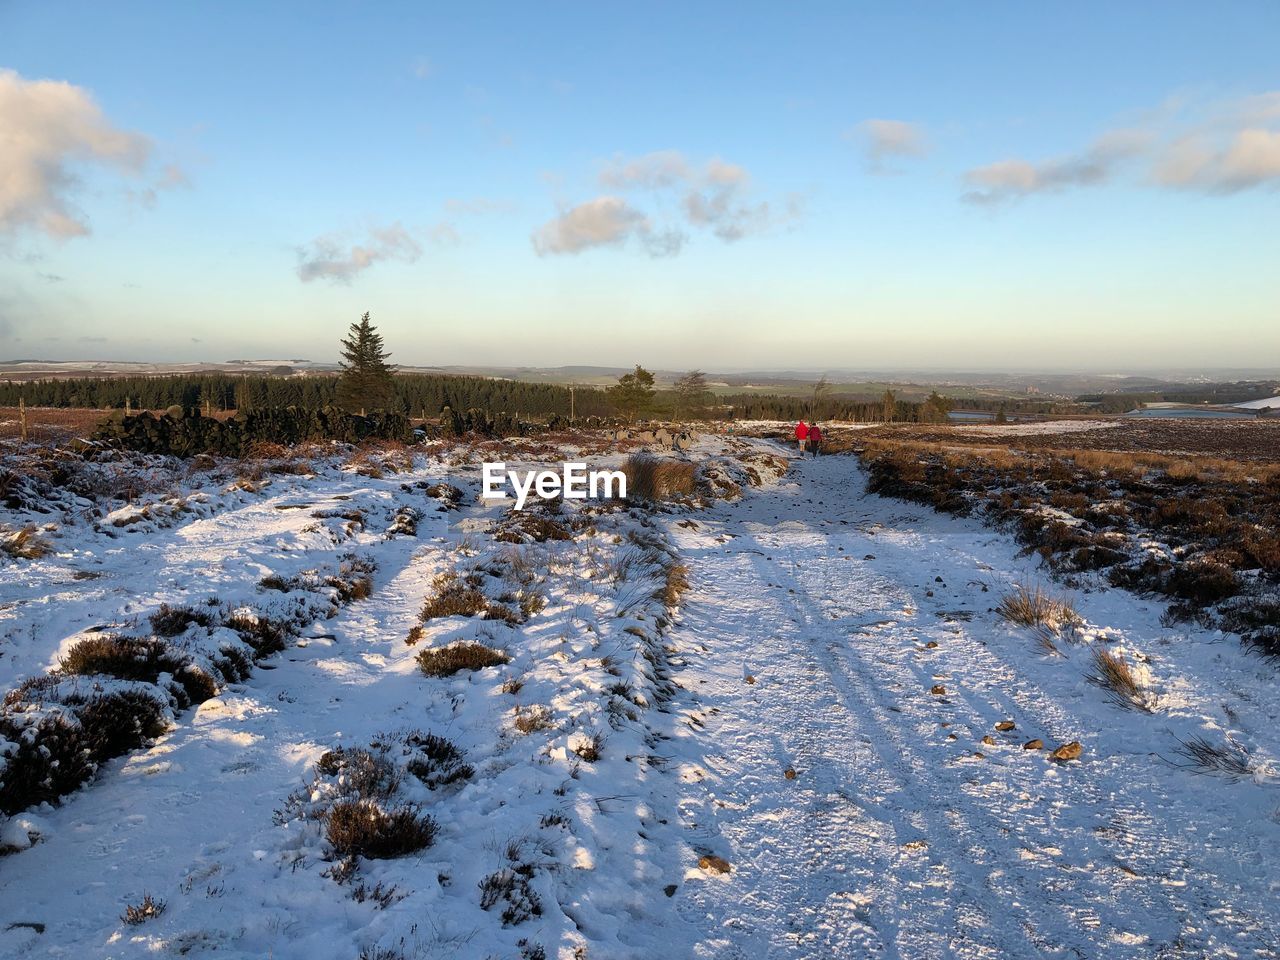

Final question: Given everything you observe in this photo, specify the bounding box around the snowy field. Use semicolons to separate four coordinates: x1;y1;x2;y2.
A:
2;436;1278;959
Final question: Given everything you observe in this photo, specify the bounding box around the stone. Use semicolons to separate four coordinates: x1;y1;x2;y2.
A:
995;720;1016;732
930;685;947;695
1050;741;1083;762
1023;738;1044;750
784;767;797;780
699;855;732;874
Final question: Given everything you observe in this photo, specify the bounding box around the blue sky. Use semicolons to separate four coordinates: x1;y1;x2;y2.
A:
1;2;1278;371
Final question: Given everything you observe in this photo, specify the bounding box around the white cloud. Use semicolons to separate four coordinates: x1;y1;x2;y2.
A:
531;196;684;257
0;68;153;241
599;150;692;189
537;151;792;255
854;119;928;173
963;92;1280;203
962;131;1146;205
296;223;423;283
1153;127;1280;193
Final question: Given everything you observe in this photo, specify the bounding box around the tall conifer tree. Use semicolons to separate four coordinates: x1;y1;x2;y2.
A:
336;312;395;413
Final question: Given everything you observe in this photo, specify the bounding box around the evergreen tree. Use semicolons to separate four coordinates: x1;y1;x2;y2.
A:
607;365;656;422
336;313;395;414
919;391;953;423
673;369;712;421
881;389;896;423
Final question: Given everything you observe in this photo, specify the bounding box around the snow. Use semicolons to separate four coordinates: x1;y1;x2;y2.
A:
2;439;1278;958
953;419;1122;436
1234;396;1280;410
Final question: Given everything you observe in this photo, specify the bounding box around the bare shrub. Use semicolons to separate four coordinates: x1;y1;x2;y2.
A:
494;513;572;544
327;554;377;603
121;893;166;925
316;747;402;801
417;642;510;677
224;612;290;657
324;800;436;859
59;635;219;705
478;866;542;926
70;689;169;762
0;711;93;815
392;732;474;789
1171;735;1254;781
996;583;1080;631
149;603;216;637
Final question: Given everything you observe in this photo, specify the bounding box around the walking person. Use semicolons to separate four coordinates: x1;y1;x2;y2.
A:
808;422;823;457
794;419;809;453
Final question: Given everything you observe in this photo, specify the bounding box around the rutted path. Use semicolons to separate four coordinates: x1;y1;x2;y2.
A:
666;452;1280;960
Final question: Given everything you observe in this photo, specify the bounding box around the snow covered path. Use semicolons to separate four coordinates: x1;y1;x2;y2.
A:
667;453;1280;960
2;443;1277;959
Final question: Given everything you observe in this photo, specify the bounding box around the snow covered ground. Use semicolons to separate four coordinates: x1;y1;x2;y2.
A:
2;439;1278;959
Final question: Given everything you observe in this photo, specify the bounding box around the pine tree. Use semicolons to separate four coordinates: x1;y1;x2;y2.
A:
919;391;952;423
607;365;656;422
336;312;395;414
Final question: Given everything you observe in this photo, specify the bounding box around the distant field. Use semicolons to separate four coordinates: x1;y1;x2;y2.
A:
705;380;1043;401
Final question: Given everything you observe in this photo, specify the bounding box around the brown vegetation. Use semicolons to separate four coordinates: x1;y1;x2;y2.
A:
417;642;511;677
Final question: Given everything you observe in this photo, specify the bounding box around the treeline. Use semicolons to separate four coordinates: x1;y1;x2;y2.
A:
720;393;919;422
0;373;614;419
1078;381;1279;413
0;371;1035;424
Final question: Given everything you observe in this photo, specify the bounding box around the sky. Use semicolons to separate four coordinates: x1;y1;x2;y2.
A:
1;1;1278;372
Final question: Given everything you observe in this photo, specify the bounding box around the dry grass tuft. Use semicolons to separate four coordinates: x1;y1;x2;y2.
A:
417;642;511;677
1;525;52;560
513;705;553;734
997;583;1080;631
1086;648;1154;712
656;562;690;608
622;454;697;501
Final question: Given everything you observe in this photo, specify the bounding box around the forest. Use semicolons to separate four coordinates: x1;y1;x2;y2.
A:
0;372;969;423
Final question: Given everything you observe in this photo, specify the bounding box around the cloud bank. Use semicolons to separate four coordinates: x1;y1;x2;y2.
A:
963;93;1280;204
0;68;154;241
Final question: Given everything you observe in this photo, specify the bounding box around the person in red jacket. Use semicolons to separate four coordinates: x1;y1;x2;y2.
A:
808;423;823;456
794;419;809;452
